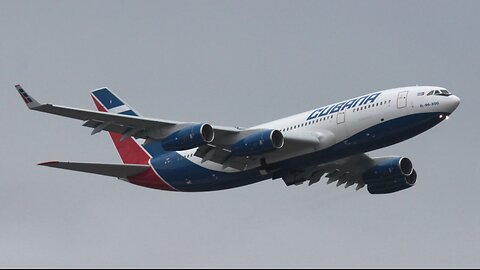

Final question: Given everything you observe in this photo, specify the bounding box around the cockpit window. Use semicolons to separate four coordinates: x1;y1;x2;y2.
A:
439;90;451;96
427;89;452;96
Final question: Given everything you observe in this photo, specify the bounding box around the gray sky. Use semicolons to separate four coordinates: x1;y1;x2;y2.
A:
1;0;479;267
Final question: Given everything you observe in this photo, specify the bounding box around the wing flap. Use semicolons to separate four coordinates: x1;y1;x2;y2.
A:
284;154;374;191
38;161;150;178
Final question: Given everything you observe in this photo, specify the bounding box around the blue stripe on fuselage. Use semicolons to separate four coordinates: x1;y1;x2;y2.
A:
142;139;267;192
145;112;447;192
150;154;266;192
280;112;447;171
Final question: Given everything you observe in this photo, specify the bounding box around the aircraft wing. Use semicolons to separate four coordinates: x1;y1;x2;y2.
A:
15;85;329;169
38;161;150;179
282;154;374;190
15;84;242;141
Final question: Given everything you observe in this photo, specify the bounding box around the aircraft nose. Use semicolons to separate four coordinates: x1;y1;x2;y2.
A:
448;95;460;113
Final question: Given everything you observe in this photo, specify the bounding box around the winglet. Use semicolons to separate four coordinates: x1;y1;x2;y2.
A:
15;84;42;109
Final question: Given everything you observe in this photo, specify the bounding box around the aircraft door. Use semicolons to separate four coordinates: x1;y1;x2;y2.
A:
397;91;408;108
336;111;345;124
335;111;348;142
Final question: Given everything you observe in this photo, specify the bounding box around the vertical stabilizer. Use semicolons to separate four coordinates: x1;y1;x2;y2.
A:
90;88;150;165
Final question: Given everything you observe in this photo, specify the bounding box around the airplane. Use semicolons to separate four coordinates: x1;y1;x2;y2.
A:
15;84;460;194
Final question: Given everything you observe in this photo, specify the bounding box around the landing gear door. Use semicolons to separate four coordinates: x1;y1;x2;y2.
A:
397;91;408;109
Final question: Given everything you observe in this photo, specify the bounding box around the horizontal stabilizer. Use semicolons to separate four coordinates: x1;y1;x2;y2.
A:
38;161;150;178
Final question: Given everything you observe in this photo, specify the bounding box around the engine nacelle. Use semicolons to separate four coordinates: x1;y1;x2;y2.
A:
363;157;417;194
367;169;417;194
231;129;284;156
162;124;214;151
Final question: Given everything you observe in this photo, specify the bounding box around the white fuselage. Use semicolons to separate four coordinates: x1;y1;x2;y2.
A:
178;86;459;174
255;86;457;144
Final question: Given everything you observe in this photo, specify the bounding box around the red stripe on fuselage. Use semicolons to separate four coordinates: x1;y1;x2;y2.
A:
127;166;176;191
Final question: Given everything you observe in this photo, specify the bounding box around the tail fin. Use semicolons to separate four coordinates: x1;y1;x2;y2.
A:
90;87;142;116
90;88;150;165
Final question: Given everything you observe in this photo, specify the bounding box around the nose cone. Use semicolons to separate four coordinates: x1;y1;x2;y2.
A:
448;95;460;113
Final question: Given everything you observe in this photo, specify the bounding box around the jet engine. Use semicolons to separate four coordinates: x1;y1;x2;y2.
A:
363;157;417;194
162;124;214;151
231;129;284;156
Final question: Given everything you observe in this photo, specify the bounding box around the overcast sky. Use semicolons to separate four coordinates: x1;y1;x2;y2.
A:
1;0;479;268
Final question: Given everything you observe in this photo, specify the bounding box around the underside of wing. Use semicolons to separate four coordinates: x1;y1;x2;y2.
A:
194;129;336;170
282;154;375;191
38;161;150;179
